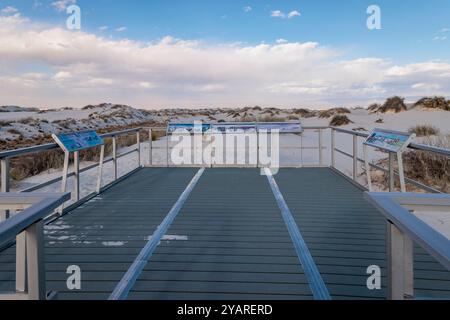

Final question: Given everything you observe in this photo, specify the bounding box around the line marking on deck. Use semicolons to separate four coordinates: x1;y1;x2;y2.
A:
109;168;206;300
264;168;332;300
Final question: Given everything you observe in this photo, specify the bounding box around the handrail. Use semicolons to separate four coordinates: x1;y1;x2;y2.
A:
331;126;450;194
332;127;450;157
0;192;70;300
0;193;70;245
0;128;142;159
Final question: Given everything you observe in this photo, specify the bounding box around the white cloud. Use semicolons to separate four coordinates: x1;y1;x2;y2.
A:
52;0;76;12
271;10;301;19
271;10;285;18
243;6;252;13
439;28;449;33
276;39;288;44
411;83;441;91
288;10;301;19
0;14;449;108
116;26;127;32
1;6;19;14
99;26;108;32
433;36;447;41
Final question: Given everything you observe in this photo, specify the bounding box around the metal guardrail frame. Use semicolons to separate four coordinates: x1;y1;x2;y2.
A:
0;192;70;300
154;126;329;168
330;127;450;194
0;128;145;219
365;192;450;300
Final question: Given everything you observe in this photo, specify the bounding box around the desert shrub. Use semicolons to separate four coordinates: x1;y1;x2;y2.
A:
330;115;353;126
414;96;450;111
7;129;22;135
318;108;350;119
0;120;11;126
373;135;450;193
403;135;450;192
18;117;35;125
375;118;384;123
368;103;381;113
259;116;287;122
378;96;407;113
408;125;440;137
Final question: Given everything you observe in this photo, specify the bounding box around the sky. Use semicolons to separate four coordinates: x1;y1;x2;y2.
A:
0;0;449;109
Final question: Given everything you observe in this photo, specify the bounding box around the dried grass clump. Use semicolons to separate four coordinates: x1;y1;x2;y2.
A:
378;96;407;113
373;135;450;193
414;96;450;111
318;108;351;119
330;115;353;126
408;125;440;137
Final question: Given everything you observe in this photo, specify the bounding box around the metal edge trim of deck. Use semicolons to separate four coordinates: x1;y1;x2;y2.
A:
264;168;332;300
108;167;206;300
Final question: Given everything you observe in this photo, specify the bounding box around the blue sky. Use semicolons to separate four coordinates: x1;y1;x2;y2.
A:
0;0;449;108
9;0;449;63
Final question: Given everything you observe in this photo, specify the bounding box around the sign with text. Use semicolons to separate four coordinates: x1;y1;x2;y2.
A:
257;122;303;133
364;129;413;153
211;123;257;133
53;131;104;153
168;123;212;134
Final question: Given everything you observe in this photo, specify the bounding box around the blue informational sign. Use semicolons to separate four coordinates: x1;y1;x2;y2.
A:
364;129;413;153
257;122;303;133
53;131;104;152
211;123;257;133
167;123;212;133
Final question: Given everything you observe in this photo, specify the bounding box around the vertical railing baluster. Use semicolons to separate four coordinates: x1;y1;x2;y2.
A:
112;136;118;181
353;135;358;180
331;129;336;168
73;151;80;202
1;158;10;221
137;131;141;167
148;129;153;166
318;129;323;166
389;152;395;192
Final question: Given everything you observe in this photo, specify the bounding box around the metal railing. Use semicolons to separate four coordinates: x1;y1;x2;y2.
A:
331;127;450;194
0;193;70;300
0;128;145;219
146;126;329;168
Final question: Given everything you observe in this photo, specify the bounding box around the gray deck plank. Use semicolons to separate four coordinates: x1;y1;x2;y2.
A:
1;167;448;300
129;168;312;300
0;168;197;298
274;168;450;299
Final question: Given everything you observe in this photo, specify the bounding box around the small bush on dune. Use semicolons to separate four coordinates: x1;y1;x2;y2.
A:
378;96;407;113
403;135;450;193
330;115;353;126
368;103;381;113
408;125;440;137
318;108;351;119
414;96;450;111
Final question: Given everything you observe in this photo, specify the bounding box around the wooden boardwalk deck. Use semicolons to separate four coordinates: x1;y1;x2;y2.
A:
0;167;449;300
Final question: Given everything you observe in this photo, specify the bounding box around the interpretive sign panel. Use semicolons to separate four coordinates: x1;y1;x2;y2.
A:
364;129;413;153
257;122;303;133
53;131;103;153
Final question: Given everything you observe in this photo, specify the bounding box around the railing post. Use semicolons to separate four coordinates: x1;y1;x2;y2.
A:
112;136;118;180
25;220;46;300
73;151;80;202
318;129;323;166
1;158;10;221
387;223;414;300
353;135;358;180
389;152;395;192
331;129;336;168
148;129;153;166
137;131;141;167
